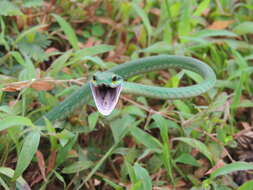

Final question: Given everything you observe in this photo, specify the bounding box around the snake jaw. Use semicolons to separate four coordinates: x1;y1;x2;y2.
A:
90;83;122;115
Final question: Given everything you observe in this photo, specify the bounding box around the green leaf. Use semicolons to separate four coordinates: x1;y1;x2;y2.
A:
238;100;253;108
0;0;22;16
53;171;66;188
132;3;152;42
23;0;44;8
193;29;238;38
151;114;174;184
211;162;253;179
56;129;75;147
173;100;191;114
44;117;57;150
238;179;253;190
231;81;242;109
15;24;48;44
11;51;25;66
175;153;200;167
52;14;79;50
75;44;114;58
0;116;33;132
134;163;152;190
123;106;146;118
103;177;123;190
88;112;99;131
16;32;50;61
178;0;191;39
233;21;253;35
111;115;135;143
19;54;36;80
49;50;72;76
130;126;162;152
151;114;168;142
56;136;76;166
0;167;31;190
174;137;213;164
14;130;41;179
82;56;107;68
139;42;173;53
193;0;210;17
91;24;105;37
0;176;9;190
62;160;93;174
185;70;203;83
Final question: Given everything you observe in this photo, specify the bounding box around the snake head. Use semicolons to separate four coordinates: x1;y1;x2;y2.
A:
90;72;123;115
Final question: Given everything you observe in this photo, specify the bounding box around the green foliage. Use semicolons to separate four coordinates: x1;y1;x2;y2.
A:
13;129;40;179
52;14;79;50
16;32;51;61
210;162;253;179
0;0;22;16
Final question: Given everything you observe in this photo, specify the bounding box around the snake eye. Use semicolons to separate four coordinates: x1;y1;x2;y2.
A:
112;75;117;82
92;75;96;81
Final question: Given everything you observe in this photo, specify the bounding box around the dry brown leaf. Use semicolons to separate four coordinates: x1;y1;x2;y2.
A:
205;160;225;175
3;82;28;92
45;47;59;53
47;151;57;174
208;20;234;30
61;67;72;74
150;8;160;16
36;151;46;181
31;81;54;91
83;37;95;48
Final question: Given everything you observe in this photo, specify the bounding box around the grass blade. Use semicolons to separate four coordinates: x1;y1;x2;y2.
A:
52;14;79;50
132;2;152;44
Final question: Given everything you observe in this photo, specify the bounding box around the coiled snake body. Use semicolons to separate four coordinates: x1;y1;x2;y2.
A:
36;55;216;124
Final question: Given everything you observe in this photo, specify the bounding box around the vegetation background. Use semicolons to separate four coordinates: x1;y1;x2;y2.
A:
0;0;253;189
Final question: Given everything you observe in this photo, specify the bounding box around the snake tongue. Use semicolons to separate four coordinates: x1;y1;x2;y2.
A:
90;84;122;115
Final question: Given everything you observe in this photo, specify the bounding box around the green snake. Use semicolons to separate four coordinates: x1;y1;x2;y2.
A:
36;55;216;124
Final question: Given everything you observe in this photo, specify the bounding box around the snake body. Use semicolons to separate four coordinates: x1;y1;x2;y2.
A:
35;55;216;124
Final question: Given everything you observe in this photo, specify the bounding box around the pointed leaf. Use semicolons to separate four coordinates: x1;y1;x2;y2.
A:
134;163;152;190
62;160;93;174
52;14;79;50
174;137;213;164
238;179;253;190
211;161;253;179
0;116;33;132
130;126;162;152
14;130;41;179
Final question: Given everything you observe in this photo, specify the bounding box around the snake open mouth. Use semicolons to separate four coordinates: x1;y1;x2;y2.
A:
90;83;122;115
